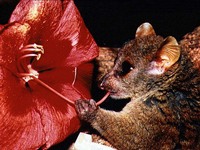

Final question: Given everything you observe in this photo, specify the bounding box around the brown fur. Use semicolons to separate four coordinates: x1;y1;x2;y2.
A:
75;23;200;150
96;47;118;80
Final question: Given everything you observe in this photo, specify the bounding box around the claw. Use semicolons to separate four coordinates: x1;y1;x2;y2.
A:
75;99;98;122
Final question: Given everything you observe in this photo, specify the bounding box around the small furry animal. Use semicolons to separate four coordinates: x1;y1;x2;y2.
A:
75;23;200;150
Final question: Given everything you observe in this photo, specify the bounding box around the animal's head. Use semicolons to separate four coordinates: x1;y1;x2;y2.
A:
101;23;181;100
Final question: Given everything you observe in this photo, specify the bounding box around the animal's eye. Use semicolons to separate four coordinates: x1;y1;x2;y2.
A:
119;61;134;76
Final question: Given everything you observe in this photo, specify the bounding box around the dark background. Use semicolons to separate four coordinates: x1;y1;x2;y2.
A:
1;0;200;47
1;0;200;149
74;0;200;47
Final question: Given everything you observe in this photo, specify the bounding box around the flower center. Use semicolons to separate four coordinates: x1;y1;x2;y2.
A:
16;43;74;105
17;43;44;82
16;43;110;106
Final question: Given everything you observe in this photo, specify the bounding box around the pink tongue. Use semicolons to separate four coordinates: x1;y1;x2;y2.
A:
97;92;110;106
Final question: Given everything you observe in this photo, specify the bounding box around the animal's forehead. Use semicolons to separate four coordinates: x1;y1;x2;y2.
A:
120;35;164;57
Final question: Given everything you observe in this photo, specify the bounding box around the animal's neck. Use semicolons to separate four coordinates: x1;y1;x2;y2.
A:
170;52;200;99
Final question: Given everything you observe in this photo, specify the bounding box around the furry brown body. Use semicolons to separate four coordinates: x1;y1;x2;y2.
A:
75;23;200;150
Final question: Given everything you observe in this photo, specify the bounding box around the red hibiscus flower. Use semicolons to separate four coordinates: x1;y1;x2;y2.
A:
0;0;98;149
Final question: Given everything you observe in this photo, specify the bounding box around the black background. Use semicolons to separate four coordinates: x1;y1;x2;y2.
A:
1;0;200;149
74;0;200;47
1;0;200;47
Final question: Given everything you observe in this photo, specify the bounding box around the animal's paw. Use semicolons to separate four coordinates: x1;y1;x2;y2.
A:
75;99;98;123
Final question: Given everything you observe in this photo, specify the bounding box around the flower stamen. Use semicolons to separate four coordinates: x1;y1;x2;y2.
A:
16;43;109;106
20;43;44;54
17;43;75;106
17;43;43;82
72;67;77;86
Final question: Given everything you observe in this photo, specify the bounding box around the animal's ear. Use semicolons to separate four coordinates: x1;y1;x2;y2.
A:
135;22;156;38
148;36;180;75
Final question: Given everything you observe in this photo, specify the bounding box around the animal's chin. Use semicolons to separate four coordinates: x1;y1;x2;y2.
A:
109;90;130;100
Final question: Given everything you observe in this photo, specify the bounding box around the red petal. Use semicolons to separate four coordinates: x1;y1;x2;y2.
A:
0;22;48;149
0;24;3;30
0;22;31;70
0;23;80;149
53;0;98;67
0;0;98;149
9;0;62;41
